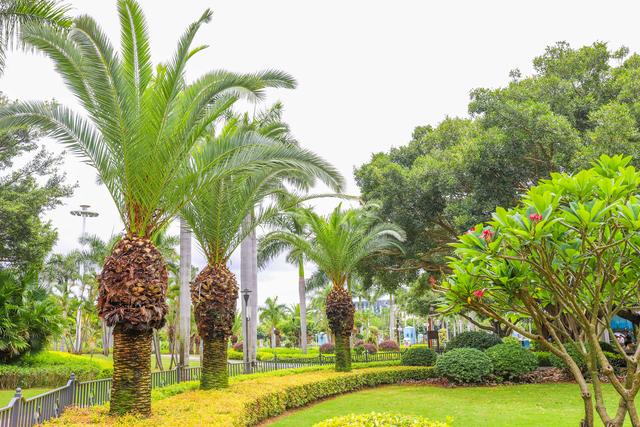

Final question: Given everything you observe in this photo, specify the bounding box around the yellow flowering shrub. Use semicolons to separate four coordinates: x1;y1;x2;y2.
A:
47;366;434;426
314;412;452;427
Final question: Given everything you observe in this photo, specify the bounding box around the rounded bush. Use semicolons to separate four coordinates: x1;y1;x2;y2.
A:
501;336;521;347
313;412;450;427
548;343;586;372
401;345;437;366
232;341;243;352
485;343;537;380
354;342;378;355
446;331;502;351
320;342;335;354
435;348;493;383
379;340;400;351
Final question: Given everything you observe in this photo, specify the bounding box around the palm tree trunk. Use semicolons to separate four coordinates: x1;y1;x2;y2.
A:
74;307;82;353
389;294;395;342
110;326;152;417
152;330;164;371
241;217;258;363
201;336;228;389
334;332;351;372
298;260;307;353
178;217;191;367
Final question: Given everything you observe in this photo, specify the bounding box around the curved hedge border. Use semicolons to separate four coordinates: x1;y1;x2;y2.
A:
48;365;434;426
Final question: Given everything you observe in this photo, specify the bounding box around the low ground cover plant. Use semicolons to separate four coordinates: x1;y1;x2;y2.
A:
313;412;451;427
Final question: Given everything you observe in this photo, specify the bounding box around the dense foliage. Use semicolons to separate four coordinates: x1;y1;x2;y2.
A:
379;340;400;351
446;331;501;351
485;343;537;380
401;345;437;366
313;412;450;427
435;348;493;383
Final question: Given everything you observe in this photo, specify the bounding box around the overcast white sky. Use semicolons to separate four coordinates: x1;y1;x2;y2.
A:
2;0;639;306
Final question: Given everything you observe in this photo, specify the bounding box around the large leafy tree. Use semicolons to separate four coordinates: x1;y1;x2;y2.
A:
444;155;640;427
181;127;342;388
355;42;640;293
261;205;405;371
0;0;307;416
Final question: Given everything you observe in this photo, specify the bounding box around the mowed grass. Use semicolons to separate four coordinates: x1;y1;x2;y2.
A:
0;388;50;407
269;383;640;427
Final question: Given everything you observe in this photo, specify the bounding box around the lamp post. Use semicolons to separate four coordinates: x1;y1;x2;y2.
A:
241;288;251;373
70;205;99;354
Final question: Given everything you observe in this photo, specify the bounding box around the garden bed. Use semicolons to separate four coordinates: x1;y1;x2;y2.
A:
46;365;433;426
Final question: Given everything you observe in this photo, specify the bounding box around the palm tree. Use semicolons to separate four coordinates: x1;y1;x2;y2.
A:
181;129;342;388
260;296;287;348
258;209;310;352
260;205;405;371
0;0;304;416
0;0;71;73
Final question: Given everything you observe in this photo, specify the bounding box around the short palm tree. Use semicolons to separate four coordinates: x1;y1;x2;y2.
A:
0;0;304;416
260;296;287;348
260;205;405;371
181;129;342;388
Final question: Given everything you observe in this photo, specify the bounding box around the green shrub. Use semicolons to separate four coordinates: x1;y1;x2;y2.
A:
0;351;112;388
599;341;618;353
447;331;502;351
548;343;586;372
485;344;537;380
603;351;626;371
313;412;451;427
53;366;435;426
401;345;437;366
435;348;493;383
534;351;553;367
502;336;521;347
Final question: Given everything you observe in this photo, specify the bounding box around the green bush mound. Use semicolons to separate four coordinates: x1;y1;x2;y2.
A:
548;344;586;372
0;351;112;389
446;331;502;351
534;351;553;367
435;348;493;383
401;345;437;366
50;366;434;426
313;412;451;427
485;343;537;380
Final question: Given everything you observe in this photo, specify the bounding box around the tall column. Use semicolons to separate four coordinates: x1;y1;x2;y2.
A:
249;228;259;363
178;217;191;367
241;216;258;364
389;294;395;342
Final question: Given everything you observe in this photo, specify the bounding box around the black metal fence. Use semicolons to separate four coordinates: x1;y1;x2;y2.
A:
0;351;403;427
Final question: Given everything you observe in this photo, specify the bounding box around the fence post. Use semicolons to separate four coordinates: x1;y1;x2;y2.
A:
68;373;76;407
9;388;22;427
177;365;182;383
274;353;278;370
365;349;369;363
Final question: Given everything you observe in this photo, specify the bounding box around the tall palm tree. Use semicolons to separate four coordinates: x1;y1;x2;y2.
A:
0;0;71;73
0;0;305;416
260;205;405;371
260;296;287;348
258;209;310;352
181;129;342;388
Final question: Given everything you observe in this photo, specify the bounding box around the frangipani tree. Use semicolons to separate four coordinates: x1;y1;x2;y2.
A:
444;155;640;427
261;205;405;371
0;0;300;416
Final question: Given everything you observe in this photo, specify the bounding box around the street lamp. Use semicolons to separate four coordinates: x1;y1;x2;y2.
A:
70;205;99;354
241;288;251;372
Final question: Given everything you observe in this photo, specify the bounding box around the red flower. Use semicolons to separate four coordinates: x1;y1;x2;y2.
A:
529;213;543;222
481;228;494;241
428;276;437;288
473;289;486;298
466;226;476;234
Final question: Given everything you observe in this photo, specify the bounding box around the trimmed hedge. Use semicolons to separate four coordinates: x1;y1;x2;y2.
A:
446;331;502;351
401;345;437;366
0;351;112;389
49;366;434;426
313;412;451;427
485;343;537;380
435;348;492;383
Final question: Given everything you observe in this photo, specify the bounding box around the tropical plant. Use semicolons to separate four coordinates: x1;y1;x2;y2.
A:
443;155;640;426
0;268;62;362
261;204;405;371
0;0;71;73
0;0;311;416
260;297;287;348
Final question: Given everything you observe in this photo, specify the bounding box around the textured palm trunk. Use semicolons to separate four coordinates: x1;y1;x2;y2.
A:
389;293;395;342
192;263;238;389
326;285;355;372
298;260;308;353
201;336;228;389
110;326;152;416
178;217;192;367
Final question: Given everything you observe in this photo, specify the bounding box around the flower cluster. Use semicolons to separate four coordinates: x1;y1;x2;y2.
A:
529;213;543;222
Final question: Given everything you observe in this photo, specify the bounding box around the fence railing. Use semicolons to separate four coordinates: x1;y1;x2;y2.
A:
0;350;403;427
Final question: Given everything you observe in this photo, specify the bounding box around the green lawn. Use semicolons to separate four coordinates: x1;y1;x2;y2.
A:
269;383;639;427
0;388;49;407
